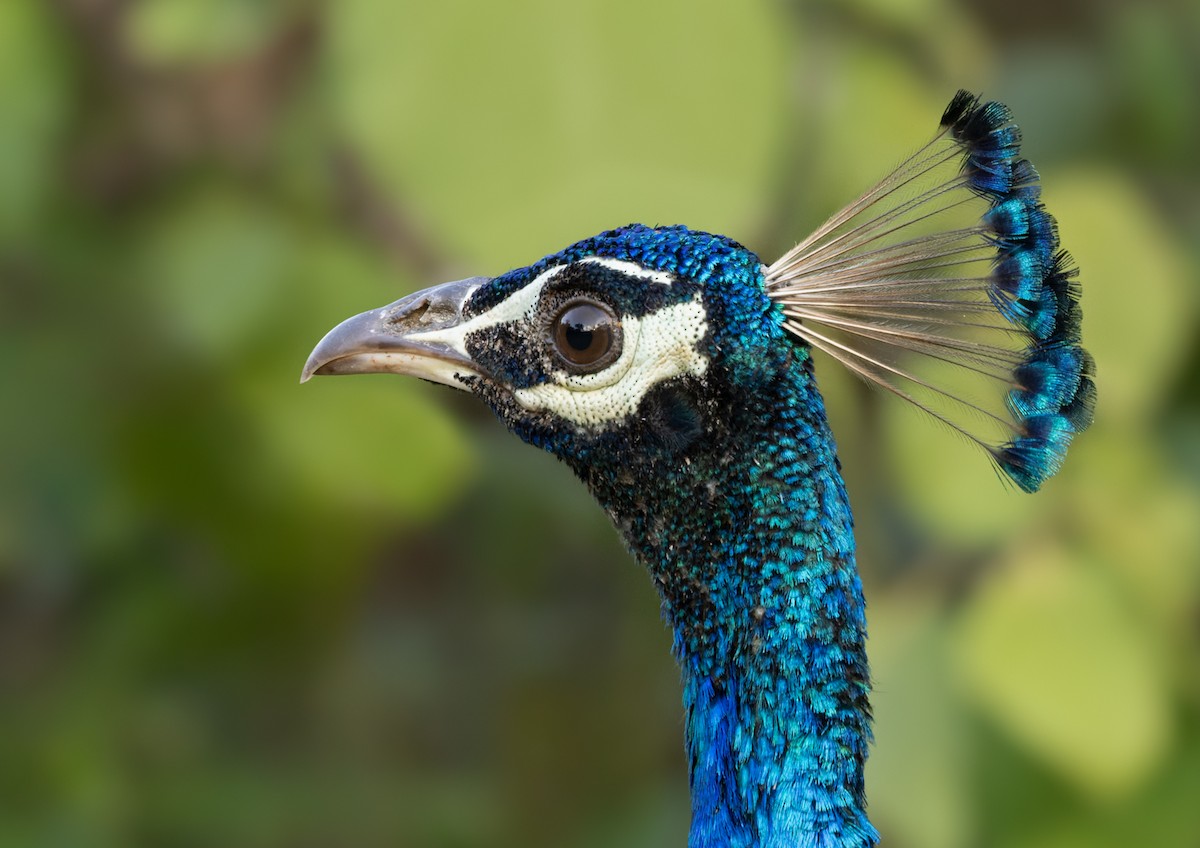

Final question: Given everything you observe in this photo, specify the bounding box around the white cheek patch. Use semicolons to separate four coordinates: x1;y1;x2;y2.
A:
513;295;709;428
404;265;565;356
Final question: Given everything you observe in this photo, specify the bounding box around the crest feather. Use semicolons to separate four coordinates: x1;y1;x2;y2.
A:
766;91;1094;492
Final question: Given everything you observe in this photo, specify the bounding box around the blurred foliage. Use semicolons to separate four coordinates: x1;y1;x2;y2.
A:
1;0;1198;846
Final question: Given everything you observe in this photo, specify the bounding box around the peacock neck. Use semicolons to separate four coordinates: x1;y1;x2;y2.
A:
572;355;878;848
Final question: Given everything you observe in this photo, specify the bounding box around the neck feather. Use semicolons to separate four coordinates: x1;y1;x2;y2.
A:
577;358;879;848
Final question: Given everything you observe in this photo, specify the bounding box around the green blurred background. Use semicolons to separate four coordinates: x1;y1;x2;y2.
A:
2;0;1198;846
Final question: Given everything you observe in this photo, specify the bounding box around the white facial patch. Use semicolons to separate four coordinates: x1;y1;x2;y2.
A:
513;295;709;428
580;256;675;287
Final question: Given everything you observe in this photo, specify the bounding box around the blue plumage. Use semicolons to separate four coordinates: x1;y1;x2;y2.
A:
303;91;1092;847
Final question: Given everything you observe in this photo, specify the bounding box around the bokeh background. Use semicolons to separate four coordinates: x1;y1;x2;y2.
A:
3;0;1199;846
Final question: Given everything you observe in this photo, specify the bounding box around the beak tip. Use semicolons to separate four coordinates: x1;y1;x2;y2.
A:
299;358;319;384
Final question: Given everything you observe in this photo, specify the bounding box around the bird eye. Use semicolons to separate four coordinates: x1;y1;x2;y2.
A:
550;299;622;373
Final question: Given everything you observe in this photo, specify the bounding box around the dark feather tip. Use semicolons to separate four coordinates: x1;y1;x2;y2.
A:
995;413;1075;493
940;90;980;129
1009;345;1086;420
1010;158;1040;187
943;93;1017;148
1015;287;1059;339
1043;252;1083;344
942;91;1023;197
1062;352;1096;432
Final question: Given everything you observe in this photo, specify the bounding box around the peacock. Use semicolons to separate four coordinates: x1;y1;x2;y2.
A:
302;92;1094;848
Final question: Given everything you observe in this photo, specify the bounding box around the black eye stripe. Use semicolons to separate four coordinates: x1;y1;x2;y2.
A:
537;261;696;318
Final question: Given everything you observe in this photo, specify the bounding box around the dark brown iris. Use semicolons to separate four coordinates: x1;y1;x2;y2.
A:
550;299;621;372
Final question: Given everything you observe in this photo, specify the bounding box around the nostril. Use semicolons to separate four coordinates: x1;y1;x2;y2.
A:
386;297;436;333
421;295;463;326
386;293;464;333
379;277;486;336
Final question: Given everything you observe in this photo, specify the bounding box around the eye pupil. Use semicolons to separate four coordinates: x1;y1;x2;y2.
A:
564;323;594;352
552;300;620;371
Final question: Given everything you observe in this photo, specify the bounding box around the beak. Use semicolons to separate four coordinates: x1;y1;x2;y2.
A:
301;276;490;388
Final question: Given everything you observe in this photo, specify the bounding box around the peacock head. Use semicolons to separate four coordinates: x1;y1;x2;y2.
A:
302;224;794;468
304;93;1095;494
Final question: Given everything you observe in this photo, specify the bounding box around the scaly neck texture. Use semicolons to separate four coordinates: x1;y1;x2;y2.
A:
572;355;878;848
